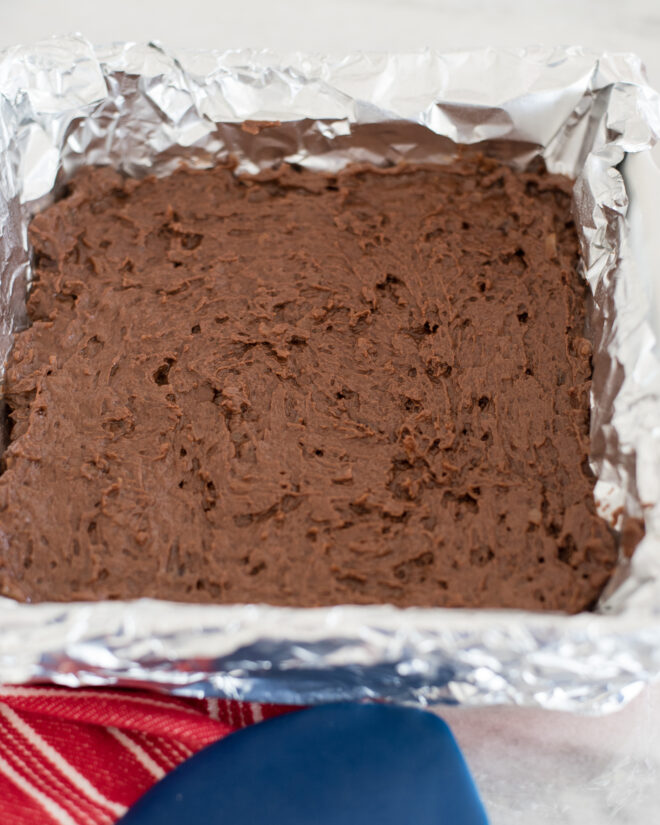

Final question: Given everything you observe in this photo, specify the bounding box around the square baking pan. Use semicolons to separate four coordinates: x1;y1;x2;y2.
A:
0;37;659;713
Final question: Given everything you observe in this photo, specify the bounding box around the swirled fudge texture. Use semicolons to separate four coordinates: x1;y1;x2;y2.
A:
0;157;619;610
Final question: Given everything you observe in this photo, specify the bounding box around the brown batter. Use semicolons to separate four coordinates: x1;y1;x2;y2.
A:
0;157;619;611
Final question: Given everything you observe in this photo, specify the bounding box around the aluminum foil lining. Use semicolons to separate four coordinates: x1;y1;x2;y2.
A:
0;36;659;714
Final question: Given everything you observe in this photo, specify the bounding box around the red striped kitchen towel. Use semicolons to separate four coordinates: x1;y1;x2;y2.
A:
0;685;296;825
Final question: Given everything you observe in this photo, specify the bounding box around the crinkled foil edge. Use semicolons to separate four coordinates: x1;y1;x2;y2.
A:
0;37;659;713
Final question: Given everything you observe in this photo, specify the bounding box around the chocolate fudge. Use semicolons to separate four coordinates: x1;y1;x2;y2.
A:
0;156;619;611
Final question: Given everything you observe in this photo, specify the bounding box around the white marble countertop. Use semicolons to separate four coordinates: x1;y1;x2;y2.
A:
0;0;658;87
1;1;660;821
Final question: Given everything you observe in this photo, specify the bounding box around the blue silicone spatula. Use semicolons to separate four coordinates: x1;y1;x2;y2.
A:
119;703;489;824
